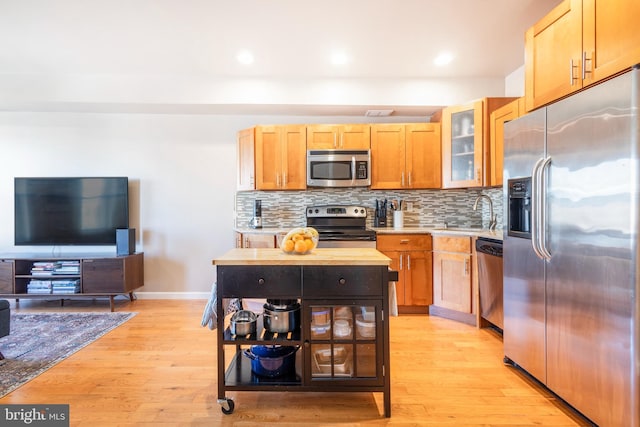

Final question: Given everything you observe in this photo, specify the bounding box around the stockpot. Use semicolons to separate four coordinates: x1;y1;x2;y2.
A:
243;345;298;377
263;302;300;333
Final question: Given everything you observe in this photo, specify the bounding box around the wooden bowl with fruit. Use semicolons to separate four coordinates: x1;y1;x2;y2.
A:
280;227;319;255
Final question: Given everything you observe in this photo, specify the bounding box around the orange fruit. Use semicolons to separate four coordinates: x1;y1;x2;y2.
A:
283;239;295;253
294;240;307;254
293;233;304;241
305;238;315;251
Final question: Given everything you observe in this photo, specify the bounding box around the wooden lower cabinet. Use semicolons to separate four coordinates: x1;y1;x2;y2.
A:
431;235;477;325
376;234;432;312
235;232;277;248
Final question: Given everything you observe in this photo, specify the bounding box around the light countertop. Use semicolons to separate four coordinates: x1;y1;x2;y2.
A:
234;227;289;234
213;248;391;266
234;227;503;241
370;227;503;240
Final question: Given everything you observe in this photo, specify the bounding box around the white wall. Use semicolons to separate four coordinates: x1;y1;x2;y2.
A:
0;112;254;296
505;65;525;97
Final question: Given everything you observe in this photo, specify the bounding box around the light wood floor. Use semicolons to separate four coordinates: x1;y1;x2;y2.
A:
0;298;592;426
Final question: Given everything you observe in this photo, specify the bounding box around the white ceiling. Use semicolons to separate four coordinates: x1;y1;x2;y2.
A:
0;0;562;117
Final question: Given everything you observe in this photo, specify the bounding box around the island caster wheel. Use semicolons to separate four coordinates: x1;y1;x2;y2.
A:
218;398;235;415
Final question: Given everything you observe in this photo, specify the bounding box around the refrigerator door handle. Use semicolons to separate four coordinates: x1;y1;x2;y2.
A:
531;157;546;260
539;156;552;260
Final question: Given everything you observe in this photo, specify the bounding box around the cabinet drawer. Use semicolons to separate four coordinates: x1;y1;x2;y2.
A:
218;265;301;298
303;266;383;297
433;235;471;253
0;259;14;293
376;234;432;251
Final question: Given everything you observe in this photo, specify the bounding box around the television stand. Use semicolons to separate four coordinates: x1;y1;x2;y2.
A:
0;252;143;312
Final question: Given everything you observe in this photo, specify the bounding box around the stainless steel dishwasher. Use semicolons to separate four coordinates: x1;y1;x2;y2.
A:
476;237;503;331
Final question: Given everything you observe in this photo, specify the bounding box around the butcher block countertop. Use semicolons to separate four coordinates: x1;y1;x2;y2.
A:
213;248;391;266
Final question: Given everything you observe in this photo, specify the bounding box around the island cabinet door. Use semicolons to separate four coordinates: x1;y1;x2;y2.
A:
303;300;384;386
217;265;302;298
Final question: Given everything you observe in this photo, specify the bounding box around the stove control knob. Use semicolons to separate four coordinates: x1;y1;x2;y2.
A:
315;209;319;213
359;209;365;214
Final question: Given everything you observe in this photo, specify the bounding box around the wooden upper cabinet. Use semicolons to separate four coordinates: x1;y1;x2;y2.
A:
442;101;484;189
583;0;640;83
406;123;441;189
442;98;515;189
255;125;306;190
489;98;523;187
525;0;582;111
371;124;406;189
237;128;255;191
281;126;307;190
371;123;441;190
525;0;640;111
306;124;370;149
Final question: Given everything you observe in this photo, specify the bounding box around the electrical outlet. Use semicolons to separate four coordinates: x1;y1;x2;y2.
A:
406;202;414;212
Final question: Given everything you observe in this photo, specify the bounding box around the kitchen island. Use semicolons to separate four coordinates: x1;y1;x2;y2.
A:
212;248;392;417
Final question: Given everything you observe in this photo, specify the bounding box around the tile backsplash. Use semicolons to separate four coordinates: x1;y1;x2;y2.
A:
236;187;503;230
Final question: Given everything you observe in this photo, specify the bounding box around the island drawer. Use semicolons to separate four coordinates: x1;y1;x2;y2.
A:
303;266;383;297
217;265;301;298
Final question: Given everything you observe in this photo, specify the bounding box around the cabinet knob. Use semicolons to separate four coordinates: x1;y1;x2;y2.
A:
303;340;310;348
257;278;265;285
338;278;346;285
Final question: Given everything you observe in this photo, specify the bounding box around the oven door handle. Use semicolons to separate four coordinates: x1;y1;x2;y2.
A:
319;236;375;241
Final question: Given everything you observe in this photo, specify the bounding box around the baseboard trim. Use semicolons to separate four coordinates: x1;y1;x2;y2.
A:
134;292;209;300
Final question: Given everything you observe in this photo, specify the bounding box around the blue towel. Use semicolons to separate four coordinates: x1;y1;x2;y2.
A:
201;282;241;330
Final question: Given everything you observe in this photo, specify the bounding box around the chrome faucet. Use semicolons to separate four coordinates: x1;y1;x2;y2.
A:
473;194;497;230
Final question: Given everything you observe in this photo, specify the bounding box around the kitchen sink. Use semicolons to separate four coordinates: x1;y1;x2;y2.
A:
431;227;485;232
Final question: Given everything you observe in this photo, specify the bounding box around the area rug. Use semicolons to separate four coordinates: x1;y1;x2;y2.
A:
0;311;136;398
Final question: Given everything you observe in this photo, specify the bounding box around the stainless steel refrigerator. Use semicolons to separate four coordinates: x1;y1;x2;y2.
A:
503;66;639;427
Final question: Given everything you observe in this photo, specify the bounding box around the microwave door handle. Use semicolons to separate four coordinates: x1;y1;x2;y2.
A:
351;156;356;181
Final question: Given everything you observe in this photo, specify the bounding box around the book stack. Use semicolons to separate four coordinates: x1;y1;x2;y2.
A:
54;261;80;275
27;279;53;294
52;279;80;294
31;261;59;276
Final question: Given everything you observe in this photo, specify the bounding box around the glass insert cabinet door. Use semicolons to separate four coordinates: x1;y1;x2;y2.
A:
305;302;383;384
450;109;476;182
442;99;483;188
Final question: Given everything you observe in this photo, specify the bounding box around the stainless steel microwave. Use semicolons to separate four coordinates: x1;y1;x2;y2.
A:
306;149;371;187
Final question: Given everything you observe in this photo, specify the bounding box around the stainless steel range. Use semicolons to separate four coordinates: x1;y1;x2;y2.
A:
306;205;377;248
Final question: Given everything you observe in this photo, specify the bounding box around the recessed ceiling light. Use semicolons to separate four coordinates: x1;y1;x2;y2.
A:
236;50;254;65
434;52;454;66
331;51;349;66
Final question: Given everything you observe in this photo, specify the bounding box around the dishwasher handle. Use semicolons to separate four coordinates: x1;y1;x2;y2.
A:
475;238;503;257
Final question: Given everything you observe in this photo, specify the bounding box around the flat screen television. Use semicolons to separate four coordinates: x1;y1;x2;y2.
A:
14;177;129;246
